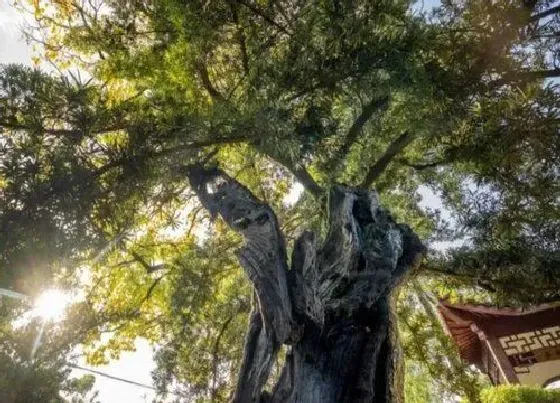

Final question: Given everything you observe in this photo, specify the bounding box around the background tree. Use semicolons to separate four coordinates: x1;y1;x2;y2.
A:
0;0;558;401
0;298;99;403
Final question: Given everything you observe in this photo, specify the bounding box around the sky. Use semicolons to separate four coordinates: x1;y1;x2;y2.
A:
412;0;442;14
0;1;31;65
0;0;447;402
72;340;158;403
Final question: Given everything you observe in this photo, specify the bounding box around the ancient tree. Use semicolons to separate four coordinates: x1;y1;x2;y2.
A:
187;166;424;402
1;0;560;401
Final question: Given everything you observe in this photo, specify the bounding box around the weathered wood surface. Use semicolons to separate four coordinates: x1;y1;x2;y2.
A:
187;166;425;403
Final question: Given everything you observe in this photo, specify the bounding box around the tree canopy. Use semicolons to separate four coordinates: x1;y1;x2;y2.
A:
1;0;559;401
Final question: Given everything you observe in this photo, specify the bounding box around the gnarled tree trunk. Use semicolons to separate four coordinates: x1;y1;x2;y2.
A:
188;166;425;403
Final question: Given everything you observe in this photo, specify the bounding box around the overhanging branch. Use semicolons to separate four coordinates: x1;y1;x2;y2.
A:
19;134;251;221
271;154;324;198
230;3;250;76
290;164;324;198
327;95;389;174
360;131;415;188
195;60;226;102
233;0;292;35
398;157;452;171
529;5;560;22
490;68;560;87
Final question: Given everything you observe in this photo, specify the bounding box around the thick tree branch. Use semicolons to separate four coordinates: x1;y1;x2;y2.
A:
195;60;226;102
0;123;125;136
423;263;560;293
531;32;560;39
491;68;560;87
327;95;389;173
507;68;560;80
529;5;560;22
14;134;251;225
185;165;299;344
271;154;324;198
360;131;415;188
230;3;250;75
139;275;165;306
233;0;292;35
130;251;165;274
93;134;251;176
420;248;560;304
290;165;324;198
398;157;452;171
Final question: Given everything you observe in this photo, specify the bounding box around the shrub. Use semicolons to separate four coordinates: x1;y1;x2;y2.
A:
480;385;560;403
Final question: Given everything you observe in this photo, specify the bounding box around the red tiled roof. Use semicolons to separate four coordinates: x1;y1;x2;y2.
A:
437;300;560;366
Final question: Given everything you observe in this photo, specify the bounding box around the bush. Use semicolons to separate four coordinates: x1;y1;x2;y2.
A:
480;385;560;403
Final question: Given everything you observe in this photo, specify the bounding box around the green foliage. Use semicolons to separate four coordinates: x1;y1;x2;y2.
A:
404;361;436;403
398;281;487;402
480;386;560;403
0;300;99;403
1;0;559;401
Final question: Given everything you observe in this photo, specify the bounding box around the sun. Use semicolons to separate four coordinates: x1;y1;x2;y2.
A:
33;289;71;322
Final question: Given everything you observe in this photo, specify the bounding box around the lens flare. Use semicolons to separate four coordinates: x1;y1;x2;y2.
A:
33;289;71;321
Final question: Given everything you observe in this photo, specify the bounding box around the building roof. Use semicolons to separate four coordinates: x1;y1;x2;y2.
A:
437;300;560;366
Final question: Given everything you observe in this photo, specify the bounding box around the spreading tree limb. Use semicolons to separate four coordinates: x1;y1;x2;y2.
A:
195;60;226;102
327;96;390;174
491;68;560;87
529;5;560;22
398;157;452;171
360;131;415;188
271;154;324;198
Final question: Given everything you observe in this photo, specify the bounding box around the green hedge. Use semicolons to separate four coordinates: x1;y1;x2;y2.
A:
480;385;560;403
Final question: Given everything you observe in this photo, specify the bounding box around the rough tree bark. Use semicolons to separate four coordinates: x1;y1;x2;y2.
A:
187;166;425;403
